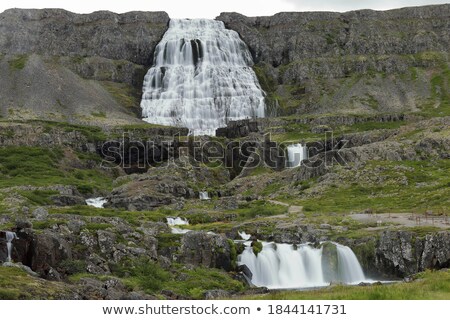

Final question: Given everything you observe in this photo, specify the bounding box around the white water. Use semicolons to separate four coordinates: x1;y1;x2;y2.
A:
166;217;191;234
5;231;18;263
335;243;366;284
86;197;107;208
141;19;266;136
238;231;251;241
238;241;367;289
199;191;210;200
287;143;308;168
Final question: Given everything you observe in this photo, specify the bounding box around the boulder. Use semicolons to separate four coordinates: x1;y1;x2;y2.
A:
179;231;232;271
32;207;49;220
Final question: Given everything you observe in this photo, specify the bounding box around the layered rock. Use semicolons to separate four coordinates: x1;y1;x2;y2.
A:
0;9;169;65
218;5;450;116
218;6;449;68
106;161;230;210
375;230;450;277
0;9;169;124
179;231;232;271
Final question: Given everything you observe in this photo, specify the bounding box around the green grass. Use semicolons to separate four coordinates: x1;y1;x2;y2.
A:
101;81;141;109
37;120;108;141
8;55;28;70
0;266;67;299
90;111;106;118
292;160;450;213
49;205;169;226
248;166;274;176
109;259;244;299
0;146;114;192
244;270;450;299
17;190;59;205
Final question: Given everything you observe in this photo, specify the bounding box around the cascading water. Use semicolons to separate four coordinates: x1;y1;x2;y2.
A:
199;191;210;200
166;217;191;234
238;231;251;241
335;243;366;284
140;19;266;136
85;197;107;208
238;241;367;289
286;143;308;168
5;231;18;262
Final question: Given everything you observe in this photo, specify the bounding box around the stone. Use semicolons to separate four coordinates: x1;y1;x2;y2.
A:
50;195;86;206
97;230;117;256
2;262;39;277
217;5;450;115
16;220;33;230
179;231;232;271
32;207;49;220
0;9;169;65
204;290;231;300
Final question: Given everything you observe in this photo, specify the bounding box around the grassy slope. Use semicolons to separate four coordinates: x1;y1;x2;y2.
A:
244;270;450;300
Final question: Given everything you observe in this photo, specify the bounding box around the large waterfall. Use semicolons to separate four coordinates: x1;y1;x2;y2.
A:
238;241;367;289
140;19;266;135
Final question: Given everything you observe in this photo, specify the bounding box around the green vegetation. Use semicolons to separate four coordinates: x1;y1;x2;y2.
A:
0;146;114;192
37;120;108;141
50;205;169;226
252;241;263;255
8;55;28;70
0;266;67;299
289;160;450;213
90;111;106;118
17;190;59;205
101;81;141;109
101;259;244;299
244;270;450;300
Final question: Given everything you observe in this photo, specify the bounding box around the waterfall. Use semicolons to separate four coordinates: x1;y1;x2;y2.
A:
199;191;210;200
140;19;266;136
286;143;308;168
85;197;107;208
238;231;251;241
5;231;18;262
237;241;367;289
166;217;191;234
336;243;366;284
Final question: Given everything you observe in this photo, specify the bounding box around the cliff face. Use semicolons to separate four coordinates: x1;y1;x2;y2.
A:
0;9;169;65
0;9;169;125
218;5;450;116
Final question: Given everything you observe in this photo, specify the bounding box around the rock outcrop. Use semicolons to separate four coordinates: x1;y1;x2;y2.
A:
354;230;450;278
179;231;232;271
0;9;169;124
218;5;450;116
0;9;169;65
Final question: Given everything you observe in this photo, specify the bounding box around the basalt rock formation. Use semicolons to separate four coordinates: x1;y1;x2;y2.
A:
218;5;450;116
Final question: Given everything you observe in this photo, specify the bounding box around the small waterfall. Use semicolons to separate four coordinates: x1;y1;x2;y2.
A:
86;197;107;208
238;231;251;241
199;191;210;200
286;143;308;168
336;243;366;284
140;19;266;136
238;241;367;289
5;231;18;262
166;217;191;234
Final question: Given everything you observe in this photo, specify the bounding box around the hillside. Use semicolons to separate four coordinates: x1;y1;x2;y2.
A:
0;5;448;300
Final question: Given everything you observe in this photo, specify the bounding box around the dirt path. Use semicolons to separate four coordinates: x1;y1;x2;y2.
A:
350;213;450;229
268;200;303;215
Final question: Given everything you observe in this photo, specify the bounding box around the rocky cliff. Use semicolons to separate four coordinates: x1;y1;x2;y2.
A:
0;9;169;125
0;9;169;65
218;5;450;116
